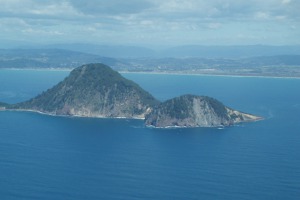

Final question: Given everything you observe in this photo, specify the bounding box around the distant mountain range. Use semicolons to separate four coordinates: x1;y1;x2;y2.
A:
159;45;300;58
1;46;300;77
0;49;122;69
8;44;300;58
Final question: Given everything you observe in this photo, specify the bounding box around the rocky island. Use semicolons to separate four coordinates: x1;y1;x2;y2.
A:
10;63;159;119
3;63;262;128
145;95;261;128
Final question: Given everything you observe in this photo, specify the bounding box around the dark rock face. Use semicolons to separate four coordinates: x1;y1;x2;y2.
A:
14;63;159;118
145;95;262;128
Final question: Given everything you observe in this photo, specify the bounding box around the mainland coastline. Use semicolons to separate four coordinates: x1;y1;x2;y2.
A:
1;67;300;79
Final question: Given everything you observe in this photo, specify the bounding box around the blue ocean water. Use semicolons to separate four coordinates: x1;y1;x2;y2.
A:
0;70;300;200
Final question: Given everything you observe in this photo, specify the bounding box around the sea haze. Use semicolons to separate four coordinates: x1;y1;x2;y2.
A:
0;70;300;200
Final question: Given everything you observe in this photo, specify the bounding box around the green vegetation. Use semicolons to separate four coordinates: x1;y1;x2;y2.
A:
150;95;229;120
155;95;194;119
144;94;250;127
201;96;229;120
15;63;159;117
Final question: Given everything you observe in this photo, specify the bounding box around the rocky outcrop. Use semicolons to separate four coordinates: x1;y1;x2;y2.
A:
145;95;262;128
13;63;159;119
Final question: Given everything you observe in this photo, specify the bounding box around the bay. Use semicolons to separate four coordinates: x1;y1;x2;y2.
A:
0;69;300;200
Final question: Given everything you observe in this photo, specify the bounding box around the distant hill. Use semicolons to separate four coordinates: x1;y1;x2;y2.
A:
1;48;300;77
41;44;156;58
14;44;300;58
244;55;300;66
120;55;300;77
1;48;300;69
0;49;122;69
160;45;300;58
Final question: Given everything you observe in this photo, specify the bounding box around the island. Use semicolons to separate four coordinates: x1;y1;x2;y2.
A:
145;95;261;128
10;63;159;119
2;63;262;128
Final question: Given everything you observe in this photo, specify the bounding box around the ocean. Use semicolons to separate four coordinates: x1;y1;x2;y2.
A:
0;69;300;200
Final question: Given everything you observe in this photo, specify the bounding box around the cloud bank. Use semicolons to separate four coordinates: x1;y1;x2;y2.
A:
0;0;299;46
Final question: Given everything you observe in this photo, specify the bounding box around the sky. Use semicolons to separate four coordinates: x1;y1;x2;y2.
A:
0;0;299;47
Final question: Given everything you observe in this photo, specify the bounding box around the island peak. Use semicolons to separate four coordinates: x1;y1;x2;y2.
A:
12;63;159;119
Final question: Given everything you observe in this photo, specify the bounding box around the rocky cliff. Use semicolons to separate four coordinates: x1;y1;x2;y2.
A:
145;95;262;128
13;63;159;118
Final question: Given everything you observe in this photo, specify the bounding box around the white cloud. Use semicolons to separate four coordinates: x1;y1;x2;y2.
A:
157;0;199;12
282;0;291;5
22;28;64;36
275;15;286;20
69;0;154;15
0;0;82;19
28;1;79;17
207;23;221;29
140;20;154;26
0;0;299;46
254;12;270;20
